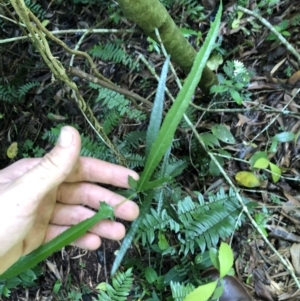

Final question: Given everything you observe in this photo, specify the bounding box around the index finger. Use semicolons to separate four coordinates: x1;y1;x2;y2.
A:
67;157;139;188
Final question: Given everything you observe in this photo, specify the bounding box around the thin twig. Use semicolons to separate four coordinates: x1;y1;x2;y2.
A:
0;28;137;44
237;6;300;63
68;67;153;109
251;88;300;142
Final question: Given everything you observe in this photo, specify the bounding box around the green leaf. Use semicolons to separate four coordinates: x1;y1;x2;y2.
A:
209;156;224;176
234;83;245;89
218;242;234;278
138;3;222;190
249;151;268;168
0;202;114;280
158;231;169;251
142;176;172;191
235;171;260;188
207;53;223;71
111;192;154;276
211;124;235;144
209;248;219;271
200;132;220;148
230;89;243;104
164;202;181;224
269;140;278;153
146;56;170;159
128;175;138;189
210;85;229;93
273;131;295;142
184;280;218;301
253;157;269;169
145;267;158;284
269;163;281;183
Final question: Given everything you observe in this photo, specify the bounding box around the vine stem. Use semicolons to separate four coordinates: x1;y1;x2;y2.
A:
151;27;300;290
9;0;127;165
237;5;300;63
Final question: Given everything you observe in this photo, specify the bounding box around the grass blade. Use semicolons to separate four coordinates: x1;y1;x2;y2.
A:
0;202;114;280
138;4;222;191
111;193;153;276
146;56;170;158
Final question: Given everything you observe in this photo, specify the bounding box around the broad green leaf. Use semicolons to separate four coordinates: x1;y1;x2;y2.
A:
146;56;170;159
138;3;222;190
212;282;224;299
253;157;269;169
210;85;229;93
234;82;245;89
249;151;268;168
145;267;158;284
211;124;235;144
128;175;138;189
209;248;219;271
217;149;231;158
0;202;114;280
273;131;295;142
235;171;260;188
184;280;218;301
207;53;223;71
269;163;281;183
218;243;234;278
230;89;243;105
200;132;220;148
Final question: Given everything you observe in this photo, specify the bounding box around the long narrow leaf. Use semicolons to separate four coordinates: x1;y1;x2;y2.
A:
111;192;154;276
138;5;222;191
146;56;170;159
0;202;114;280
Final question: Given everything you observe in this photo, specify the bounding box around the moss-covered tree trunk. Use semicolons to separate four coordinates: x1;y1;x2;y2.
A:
117;0;218;95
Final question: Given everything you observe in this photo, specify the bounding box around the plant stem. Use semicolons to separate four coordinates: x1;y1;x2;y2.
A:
237;6;300;63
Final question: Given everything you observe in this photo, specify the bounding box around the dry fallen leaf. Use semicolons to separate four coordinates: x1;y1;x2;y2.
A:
290;243;300;275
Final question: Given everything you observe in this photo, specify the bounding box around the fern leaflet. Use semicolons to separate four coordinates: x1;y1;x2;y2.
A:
97;268;133;301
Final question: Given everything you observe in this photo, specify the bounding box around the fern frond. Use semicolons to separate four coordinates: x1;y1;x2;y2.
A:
42;126;113;162
0;85;17;102
24;0;46;19
123;131;146;149
102;109;122;135
171;281;195;301
137;188;255;255
125;153;145;169
89;41;138;70
90;83;146;121
0;82;39;103
18;81;40;98
97;268;133;301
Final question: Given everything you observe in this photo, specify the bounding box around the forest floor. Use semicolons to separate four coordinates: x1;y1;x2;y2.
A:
1;0;300;300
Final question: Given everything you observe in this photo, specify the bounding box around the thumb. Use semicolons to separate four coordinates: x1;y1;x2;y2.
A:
13;126;81;205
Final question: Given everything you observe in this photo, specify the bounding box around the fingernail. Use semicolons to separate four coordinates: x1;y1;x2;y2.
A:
58;127;73;147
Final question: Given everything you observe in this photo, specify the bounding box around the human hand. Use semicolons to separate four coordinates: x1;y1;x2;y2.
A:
0;126;139;274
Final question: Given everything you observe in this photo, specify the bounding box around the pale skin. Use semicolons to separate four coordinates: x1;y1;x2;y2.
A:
0;126;139;274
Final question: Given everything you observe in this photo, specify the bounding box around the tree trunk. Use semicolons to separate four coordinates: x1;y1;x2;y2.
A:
117;0;218;95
